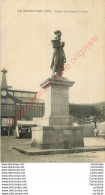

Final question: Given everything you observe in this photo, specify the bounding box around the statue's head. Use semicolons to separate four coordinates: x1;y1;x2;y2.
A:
54;30;62;37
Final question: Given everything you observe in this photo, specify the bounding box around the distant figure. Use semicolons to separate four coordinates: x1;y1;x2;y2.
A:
16;125;19;138
94;128;98;137
93;115;97;128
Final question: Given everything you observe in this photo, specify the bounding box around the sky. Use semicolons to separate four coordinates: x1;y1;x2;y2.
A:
1;0;105;104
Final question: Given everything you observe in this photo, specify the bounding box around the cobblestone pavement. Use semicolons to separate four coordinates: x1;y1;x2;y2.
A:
1;136;105;163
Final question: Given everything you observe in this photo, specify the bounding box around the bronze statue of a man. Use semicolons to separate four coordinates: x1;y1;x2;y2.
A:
50;30;66;76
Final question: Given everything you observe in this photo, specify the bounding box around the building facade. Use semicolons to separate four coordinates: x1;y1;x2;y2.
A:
1;68;45;135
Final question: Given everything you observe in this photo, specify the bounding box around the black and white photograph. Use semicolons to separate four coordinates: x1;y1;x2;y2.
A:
1;0;105;163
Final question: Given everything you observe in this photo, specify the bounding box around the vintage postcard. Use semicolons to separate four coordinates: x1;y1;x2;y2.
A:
1;0;105;163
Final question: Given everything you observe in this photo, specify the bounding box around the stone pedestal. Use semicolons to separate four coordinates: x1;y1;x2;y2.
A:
31;77;84;149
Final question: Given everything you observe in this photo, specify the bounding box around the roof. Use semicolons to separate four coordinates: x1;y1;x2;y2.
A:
9;89;37;94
